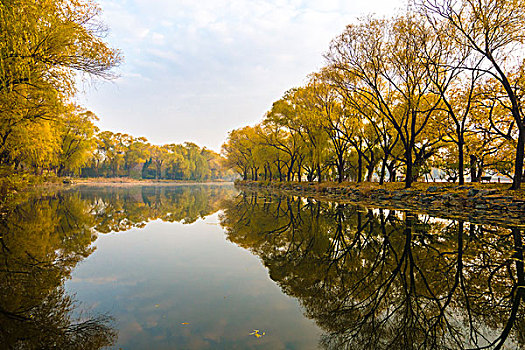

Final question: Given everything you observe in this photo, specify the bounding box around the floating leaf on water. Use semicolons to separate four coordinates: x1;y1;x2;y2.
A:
181;322;190;325
249;329;265;338
155;304;160;308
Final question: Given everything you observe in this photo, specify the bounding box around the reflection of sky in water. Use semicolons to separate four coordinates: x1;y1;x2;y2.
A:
6;185;524;349
66;212;321;349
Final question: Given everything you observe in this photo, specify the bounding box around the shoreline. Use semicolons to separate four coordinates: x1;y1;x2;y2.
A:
236;180;525;228
1;177;234;204
70;178;234;187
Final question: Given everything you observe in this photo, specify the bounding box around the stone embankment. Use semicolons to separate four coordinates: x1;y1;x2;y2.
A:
236;180;525;227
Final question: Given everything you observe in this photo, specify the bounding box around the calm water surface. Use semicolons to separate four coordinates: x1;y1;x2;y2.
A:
1;185;525;349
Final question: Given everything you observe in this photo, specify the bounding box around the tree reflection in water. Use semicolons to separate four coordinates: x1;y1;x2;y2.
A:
0;185;235;349
220;192;525;350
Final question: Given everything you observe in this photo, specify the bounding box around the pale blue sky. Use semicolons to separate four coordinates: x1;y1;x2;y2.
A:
79;0;404;151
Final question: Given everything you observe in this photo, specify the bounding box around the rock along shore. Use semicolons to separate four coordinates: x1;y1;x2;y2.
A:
236;180;525;228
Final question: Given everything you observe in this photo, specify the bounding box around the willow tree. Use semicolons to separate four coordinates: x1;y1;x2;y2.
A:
327;15;443;188
57;106;98;176
421;0;525;189
222;126;259;180
0;0;120;170
416;17;483;185
262;95;306;182
280;85;331;182
306;71;349;183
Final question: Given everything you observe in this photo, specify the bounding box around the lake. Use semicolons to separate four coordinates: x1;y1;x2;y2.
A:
1;184;524;349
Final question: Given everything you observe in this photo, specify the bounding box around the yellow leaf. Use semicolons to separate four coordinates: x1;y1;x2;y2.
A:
249;329;265;338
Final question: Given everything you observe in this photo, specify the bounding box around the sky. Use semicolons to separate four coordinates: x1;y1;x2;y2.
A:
79;0;405;152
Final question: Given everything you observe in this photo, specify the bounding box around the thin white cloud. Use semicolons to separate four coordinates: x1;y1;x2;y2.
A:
83;0;405;150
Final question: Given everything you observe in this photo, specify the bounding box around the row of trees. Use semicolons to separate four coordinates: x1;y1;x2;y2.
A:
0;0;231;182
8;114;231;181
83;130;231;181
0;0;119;174
1;3;117;346
222;0;525;189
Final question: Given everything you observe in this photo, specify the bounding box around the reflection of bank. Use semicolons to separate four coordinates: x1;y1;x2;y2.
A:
0;184;238;349
0;193;116;348
221;191;525;350
76;184;238;232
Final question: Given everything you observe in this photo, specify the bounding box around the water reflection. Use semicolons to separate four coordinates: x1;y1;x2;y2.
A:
220;192;525;350
0;185;235;349
4;185;525;349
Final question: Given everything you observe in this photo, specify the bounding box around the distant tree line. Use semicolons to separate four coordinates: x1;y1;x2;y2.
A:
222;0;525;189
82;131;232;181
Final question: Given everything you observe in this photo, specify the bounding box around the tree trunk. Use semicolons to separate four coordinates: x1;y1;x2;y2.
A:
470;155;478;182
387;161;397;182
366;151;375;182
317;164;322;183
337;154;344;183
512;129;525;190
379;156;387;185
357;152;363;183
307;169;313;182
405;149;413;188
475;164;483;182
458;140;464;185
